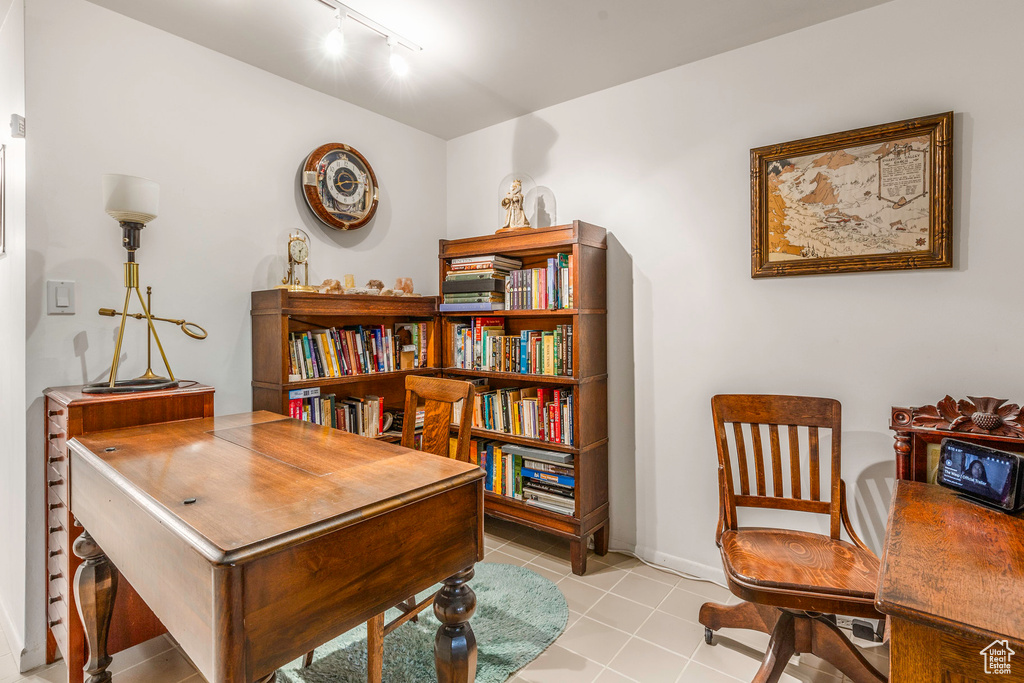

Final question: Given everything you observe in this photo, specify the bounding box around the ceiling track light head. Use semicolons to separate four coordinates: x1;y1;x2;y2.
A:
315;0;422;53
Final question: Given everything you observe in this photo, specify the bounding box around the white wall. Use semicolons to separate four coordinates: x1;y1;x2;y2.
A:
448;0;1024;578
17;0;446;666
0;0;26;662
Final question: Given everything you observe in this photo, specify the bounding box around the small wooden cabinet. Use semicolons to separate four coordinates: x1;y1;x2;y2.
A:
43;383;214;683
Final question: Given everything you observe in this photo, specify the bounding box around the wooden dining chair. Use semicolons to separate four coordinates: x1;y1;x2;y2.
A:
302;375;476;683
699;394;887;683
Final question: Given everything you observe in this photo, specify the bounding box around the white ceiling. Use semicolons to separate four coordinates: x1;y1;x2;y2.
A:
84;0;891;140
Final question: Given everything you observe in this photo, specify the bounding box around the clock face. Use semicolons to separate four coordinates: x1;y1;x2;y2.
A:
302;144;379;230
289;237;308;263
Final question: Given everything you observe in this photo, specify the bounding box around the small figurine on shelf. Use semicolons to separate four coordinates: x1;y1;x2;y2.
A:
395;277;414;294
318;279;343;294
343;274;356;290
366;279;385;292
498;179;532;233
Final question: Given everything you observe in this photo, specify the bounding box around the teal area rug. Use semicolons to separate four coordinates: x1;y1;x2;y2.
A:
278;563;568;683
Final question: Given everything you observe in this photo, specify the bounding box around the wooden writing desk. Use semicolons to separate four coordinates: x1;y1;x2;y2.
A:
67;412;484;683
876;480;1024;681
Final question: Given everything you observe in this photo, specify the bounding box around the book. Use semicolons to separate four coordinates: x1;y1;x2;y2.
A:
523;459;574;476
439;302;506;312
499;443;574;464
445;270;508;281
520;466;574;487
451;255;523;269
443;293;505;303
442;278;506;294
523;497;574;515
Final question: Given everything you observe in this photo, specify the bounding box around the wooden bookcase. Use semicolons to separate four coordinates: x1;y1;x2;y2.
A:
438;222;609;575
250;289;440;439
251;223;609;575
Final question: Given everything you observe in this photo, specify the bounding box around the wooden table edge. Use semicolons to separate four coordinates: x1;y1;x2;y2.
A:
68;437;485;566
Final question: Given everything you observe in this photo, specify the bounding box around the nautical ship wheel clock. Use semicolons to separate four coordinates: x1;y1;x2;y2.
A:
301;143;379;230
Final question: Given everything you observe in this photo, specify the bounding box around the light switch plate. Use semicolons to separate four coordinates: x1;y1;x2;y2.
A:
47;280;75;315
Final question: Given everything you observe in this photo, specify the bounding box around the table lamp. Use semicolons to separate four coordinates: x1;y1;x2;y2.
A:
83;174;206;394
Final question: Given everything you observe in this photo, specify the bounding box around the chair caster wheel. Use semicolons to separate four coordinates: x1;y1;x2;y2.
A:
704;627;714;645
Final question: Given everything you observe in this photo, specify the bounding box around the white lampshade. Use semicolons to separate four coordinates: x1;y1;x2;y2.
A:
102;174;159;224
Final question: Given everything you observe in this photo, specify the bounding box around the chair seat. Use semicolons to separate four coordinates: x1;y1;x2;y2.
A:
720;528;880;601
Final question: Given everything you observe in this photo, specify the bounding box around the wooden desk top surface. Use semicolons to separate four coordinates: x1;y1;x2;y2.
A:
68;411;483;565
876;479;1024;643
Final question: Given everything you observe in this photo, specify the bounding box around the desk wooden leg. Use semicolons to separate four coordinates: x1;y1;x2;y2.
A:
73;529;118;683
433;567;477;683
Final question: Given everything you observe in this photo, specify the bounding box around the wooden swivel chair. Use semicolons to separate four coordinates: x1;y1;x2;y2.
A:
699;394;887;683
302;375;476;683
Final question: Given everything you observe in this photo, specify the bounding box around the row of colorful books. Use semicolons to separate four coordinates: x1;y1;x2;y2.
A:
455;385;575;445
287;387;385;436
505;254;573;310
440;255;522;312
287;322;429;381
462;441;575;515
451;318;573;376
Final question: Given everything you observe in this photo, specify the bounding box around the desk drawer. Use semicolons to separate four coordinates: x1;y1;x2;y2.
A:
49;616;68;661
46;595;67;632
45;400;67;432
47;440;68;482
47;464;67;506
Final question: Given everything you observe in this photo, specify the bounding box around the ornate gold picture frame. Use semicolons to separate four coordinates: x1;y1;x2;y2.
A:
751;112;953;278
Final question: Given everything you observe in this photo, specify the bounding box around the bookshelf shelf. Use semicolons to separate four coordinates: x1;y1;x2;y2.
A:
484;492;576;523
440;309;580;318
251;289;441;418
439;222;609;575
443;368;580;386
452;425;579;454
273;368;437;390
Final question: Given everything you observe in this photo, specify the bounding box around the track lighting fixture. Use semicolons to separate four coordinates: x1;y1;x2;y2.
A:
316;0;421;75
324;12;345;56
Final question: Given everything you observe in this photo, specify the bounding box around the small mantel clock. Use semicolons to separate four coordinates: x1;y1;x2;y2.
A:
278;230;316;292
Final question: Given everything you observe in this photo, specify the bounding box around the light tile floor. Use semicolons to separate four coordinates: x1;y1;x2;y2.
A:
1;519;888;683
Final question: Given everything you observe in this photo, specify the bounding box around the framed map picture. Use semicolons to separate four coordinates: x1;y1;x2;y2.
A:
750;112;952;277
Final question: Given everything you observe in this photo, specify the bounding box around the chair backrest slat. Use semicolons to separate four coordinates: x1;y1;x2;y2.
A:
809;426;820;501
750;423;766;496
712;394;843;540
732;422;750;496
402;376;475;462
768;424;783;497
788;425;801;499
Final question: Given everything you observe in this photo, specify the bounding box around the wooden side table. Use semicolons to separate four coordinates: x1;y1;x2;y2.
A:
43;382;214;683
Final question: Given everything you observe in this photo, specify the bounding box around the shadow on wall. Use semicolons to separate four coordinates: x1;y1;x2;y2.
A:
851;452;896;556
607;234;637;550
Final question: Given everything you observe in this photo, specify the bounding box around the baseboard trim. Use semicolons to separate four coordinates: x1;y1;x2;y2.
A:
631;544;727;586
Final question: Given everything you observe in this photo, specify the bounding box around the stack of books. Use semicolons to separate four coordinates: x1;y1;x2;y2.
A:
440;255;523;312
506;253;573;310
462;440;574;515
515;444;575;515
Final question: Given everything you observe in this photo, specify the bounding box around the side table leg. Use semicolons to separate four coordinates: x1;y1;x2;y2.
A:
433;567;477;683
73;528;118;683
